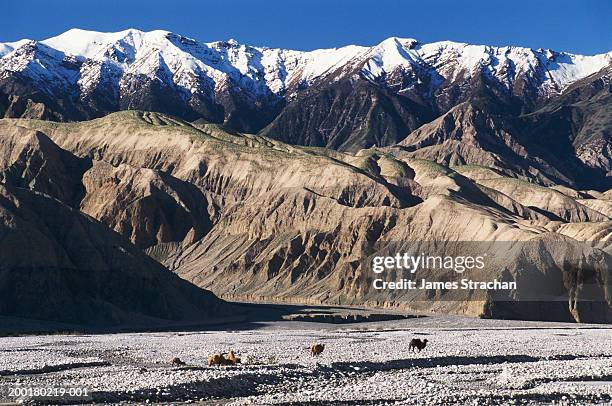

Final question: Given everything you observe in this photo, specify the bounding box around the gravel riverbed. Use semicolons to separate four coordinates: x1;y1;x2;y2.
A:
0;316;610;405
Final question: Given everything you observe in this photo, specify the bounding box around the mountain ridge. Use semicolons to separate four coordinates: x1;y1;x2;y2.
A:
2;111;610;322
1;29;611;189
1;28;609;132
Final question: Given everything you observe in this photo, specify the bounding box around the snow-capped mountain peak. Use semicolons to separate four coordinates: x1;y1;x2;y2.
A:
3;28;609;99
43;28;137;57
0;39;31;58
0;28;610;135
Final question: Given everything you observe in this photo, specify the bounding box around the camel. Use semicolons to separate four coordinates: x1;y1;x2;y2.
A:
171;357;186;366
227;350;241;364
409;338;428;352
208;351;241;366
310;343;325;356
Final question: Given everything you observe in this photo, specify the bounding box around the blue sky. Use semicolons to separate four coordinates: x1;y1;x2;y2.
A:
1;0;610;54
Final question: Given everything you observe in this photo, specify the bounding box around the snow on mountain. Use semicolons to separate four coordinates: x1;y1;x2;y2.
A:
42;28;142;59
362;37;611;94
28;28;370;98
0;39;30;58
0;40;83;94
0;28;610;109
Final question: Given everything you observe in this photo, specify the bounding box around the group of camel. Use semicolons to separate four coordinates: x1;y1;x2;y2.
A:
170;351;243;367
170;338;428;367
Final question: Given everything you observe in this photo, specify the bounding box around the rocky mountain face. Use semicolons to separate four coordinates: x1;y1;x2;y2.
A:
1;29;610;324
1;112;610;323
0;124;234;327
389;66;612;189
1;30;610;165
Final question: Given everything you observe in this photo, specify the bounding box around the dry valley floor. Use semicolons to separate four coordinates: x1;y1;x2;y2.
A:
0;315;611;405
